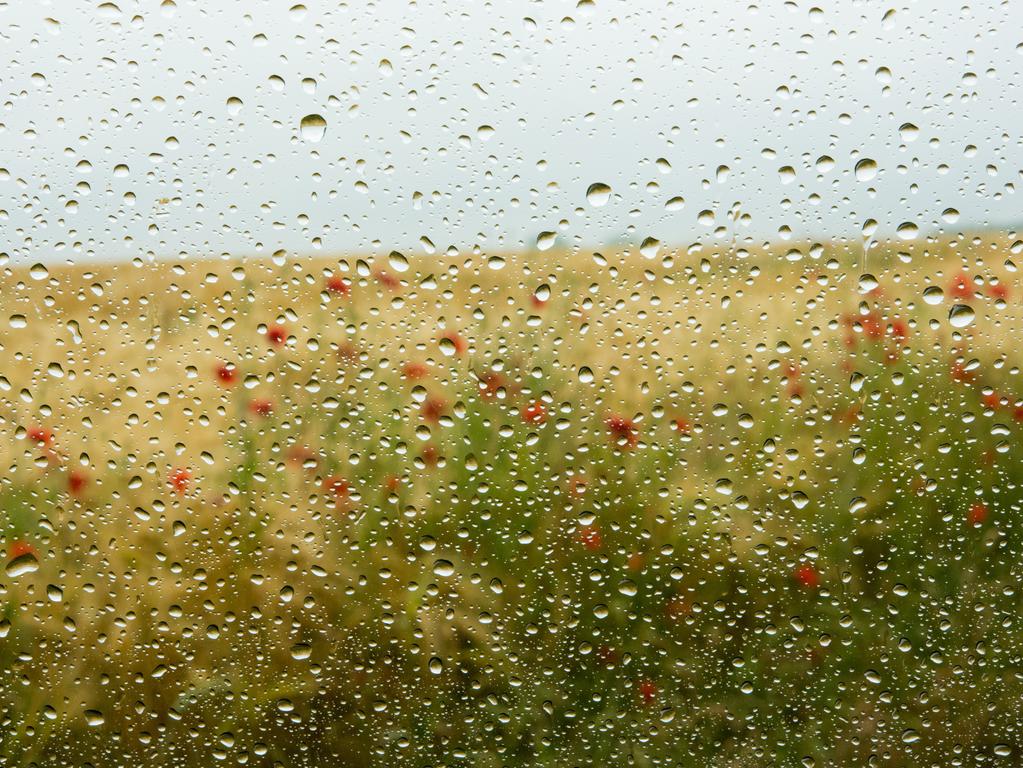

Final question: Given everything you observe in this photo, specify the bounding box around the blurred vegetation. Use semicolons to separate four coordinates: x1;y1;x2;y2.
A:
1;235;1022;766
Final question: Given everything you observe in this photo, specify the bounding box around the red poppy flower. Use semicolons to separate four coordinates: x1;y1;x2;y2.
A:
287;445;317;468
374;269;400;289
439;332;467;356
860;312;885;341
384;474;402;493
986;283;1009;301
793;563;819;589
249;399;274;417
569;477;588;497
672;417;691;435
950;362;974;384
521;401;547;425
665;597;690;621
266;324;287;347
322;475;351;503
606;414;638;449
169;468;192;496
215;362;238;386
27;426;54;446
626;552;645;572
402;362;429;380
477;372;506;401
67;469;88;497
337;343;360;365
968;502;988;526
420;444;440;467
638;679;658;705
1014;405;1023;423
596;645;620;667
7;540;35;560
326;276;350;297
421;396;446;423
982;391;1002;410
578;525;603;551
948;274;974;300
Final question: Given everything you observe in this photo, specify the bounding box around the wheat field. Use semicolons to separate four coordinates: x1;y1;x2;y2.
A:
1;234;1022;766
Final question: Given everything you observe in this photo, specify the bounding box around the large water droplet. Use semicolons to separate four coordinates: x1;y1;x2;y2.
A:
300;114;327;143
5;552;39;578
948;304;975;328
586;182;611;207
854;158;877;181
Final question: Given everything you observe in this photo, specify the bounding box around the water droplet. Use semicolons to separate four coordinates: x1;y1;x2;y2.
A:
585;182;611;207
300;114;327;142
536;231;557;251
388;251;409;272
854;158;877;181
948;304;975;328
896;222;918;241
5;552;39;578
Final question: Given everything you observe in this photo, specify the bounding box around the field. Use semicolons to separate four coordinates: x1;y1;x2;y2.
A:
1;234;1022;767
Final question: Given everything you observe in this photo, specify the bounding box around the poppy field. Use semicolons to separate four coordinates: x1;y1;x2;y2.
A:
1;235;1022;767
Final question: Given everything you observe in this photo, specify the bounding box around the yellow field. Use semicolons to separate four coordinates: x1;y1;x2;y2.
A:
1;234;1021;766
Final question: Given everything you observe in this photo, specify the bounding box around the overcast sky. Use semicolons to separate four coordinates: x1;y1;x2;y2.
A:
0;0;1020;263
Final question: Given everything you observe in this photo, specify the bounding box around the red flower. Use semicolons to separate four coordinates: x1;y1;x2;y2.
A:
948;274;974;300
8;539;35;559
420;444;440;467
793;563;819;589
968;502;988;526
266;324;287;347
596;645;620;667
169;468;192;496
521;401;547;425
439;332;467;356
672;417;691;435
860;312;885;341
665;597;690;621
578;525;603;551
215;362;238;386
402;362;429;380
374;269;400;289
530;294;548;309
421;396;446;423
982;391;1002;410
889;319;909;341
477;372;507;401
384;474;402;493
27;426;54;446
950;362;974;384
337;343;360;365
626;552;645;572
67;469;88;497
326;276;350;297
1014;405;1023;423
249;399;274;417
322;475;351;504
838;406;861;426
986;283;1009;301
287;445;317;469
638;679;658;705
605;415;638;449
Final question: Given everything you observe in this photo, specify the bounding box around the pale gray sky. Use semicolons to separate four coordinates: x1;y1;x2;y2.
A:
0;0;1020;263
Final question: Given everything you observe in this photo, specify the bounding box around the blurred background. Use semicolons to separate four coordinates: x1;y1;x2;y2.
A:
1;2;1022;767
